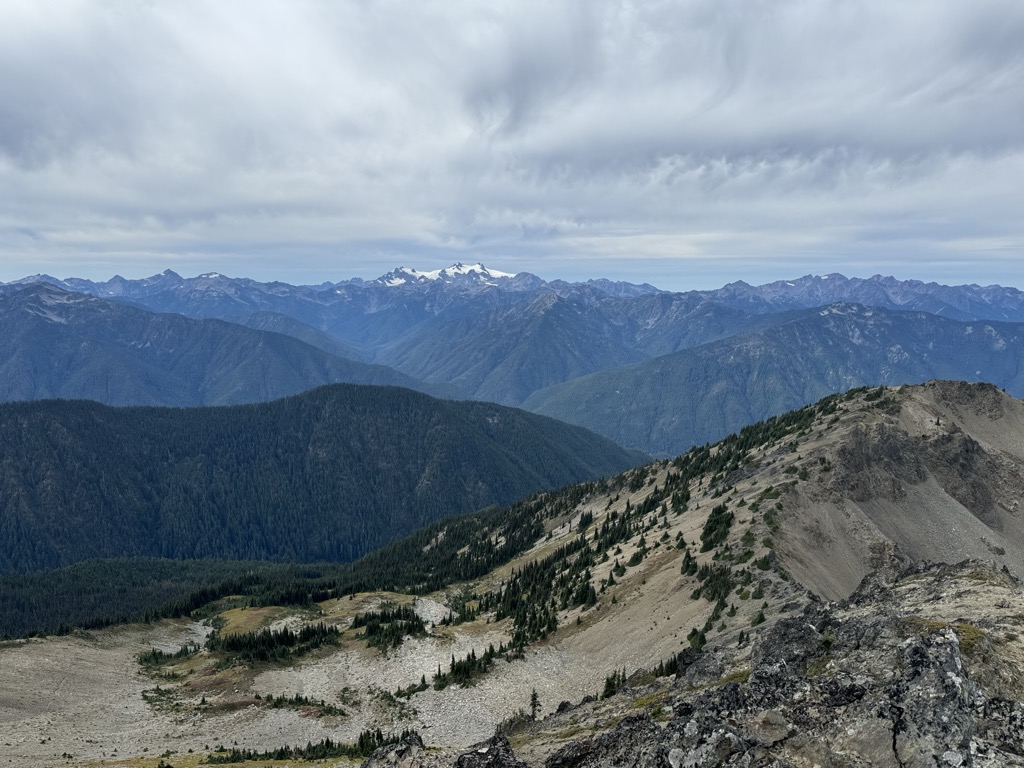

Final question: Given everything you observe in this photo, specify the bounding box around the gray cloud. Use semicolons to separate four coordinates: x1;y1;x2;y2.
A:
0;0;1021;288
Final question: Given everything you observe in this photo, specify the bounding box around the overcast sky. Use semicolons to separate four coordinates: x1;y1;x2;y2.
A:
0;1;1021;290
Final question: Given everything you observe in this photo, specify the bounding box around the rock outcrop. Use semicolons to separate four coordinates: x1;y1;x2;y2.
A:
503;560;1024;768
362;732;440;768
454;736;529;768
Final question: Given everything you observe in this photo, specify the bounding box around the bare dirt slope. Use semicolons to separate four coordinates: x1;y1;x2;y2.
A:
0;622;208;766
775;381;1024;599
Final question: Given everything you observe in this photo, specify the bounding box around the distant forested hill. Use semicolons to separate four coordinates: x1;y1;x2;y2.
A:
525;305;1024;455
0;283;448;406
0;384;645;573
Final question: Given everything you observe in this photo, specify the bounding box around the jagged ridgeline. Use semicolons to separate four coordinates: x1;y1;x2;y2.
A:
1;390;834;638
0;383;645;576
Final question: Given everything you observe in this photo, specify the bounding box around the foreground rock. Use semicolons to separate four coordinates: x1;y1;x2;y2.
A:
454;736;529;768
362;732;438;768
513;560;1024;768
362;734;528;768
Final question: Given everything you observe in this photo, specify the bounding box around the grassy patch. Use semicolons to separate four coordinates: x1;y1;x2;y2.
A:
804;656;831;678
140;685;183;714
202;699;255;715
952;624;986;655
903;618;987;656
218;606;290;637
89;757;215;768
631;689;669;709
552;725;589;740
962;569;1012;588
369;687;418;720
716;669;750;686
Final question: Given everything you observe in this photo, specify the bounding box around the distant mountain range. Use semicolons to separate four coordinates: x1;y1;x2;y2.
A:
5;264;1024;454
0;384;645;574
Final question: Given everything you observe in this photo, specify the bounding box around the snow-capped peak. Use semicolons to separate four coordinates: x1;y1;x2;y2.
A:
376;262;517;286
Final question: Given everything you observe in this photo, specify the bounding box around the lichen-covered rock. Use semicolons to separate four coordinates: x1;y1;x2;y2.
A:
454;736;528;768
545;712;793;768
362;732;432;768
749;616;823;672
888;628;978;767
687;655;728;690
546;715;681;768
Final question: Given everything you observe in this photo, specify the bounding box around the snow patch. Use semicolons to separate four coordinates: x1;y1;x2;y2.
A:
377;263;516;286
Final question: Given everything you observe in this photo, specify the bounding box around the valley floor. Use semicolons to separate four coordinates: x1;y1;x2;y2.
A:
0;573;712;767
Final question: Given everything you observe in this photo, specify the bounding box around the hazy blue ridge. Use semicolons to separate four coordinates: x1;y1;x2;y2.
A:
524;305;1024;455
0;283;453;405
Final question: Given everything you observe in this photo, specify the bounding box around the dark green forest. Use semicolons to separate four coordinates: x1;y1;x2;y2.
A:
0;383;644;576
0;392;845;639
0;558;279;637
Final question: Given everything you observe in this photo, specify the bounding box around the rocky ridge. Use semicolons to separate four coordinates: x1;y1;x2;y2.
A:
536;559;1024;768
357;381;1024;767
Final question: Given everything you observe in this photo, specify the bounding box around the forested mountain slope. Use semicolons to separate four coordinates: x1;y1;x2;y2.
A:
375;293;648;405
373;292;795;406
525;304;1024;454
240;310;365;361
0;384;644;574
0;283;445;405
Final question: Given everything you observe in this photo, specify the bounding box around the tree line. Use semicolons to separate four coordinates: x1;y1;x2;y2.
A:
3;392;842;639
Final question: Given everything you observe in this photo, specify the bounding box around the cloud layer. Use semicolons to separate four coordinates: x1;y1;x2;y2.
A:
1;0;1022;288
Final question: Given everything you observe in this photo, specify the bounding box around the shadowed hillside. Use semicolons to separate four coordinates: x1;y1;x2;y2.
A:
0;384;645;574
0;283;448;406
525;305;1024;454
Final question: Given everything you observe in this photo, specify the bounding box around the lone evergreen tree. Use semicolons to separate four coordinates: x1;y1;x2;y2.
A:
529;688;540;720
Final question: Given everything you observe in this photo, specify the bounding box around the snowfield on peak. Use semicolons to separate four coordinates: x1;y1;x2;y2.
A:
378;262;517;285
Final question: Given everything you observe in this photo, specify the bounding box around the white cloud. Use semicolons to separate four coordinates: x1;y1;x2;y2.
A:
0;0;1021;288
